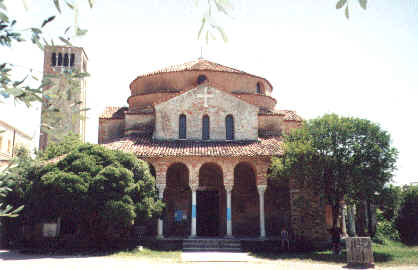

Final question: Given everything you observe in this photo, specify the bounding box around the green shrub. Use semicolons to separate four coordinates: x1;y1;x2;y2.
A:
395;185;418;245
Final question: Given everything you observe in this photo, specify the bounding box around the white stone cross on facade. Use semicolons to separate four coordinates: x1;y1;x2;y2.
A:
197;87;214;107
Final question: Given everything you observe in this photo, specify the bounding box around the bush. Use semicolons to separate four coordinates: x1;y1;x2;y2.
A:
395;185;418;245
4;143;164;246
374;213;400;243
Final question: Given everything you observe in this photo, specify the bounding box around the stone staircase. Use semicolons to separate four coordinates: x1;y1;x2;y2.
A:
182;238;242;252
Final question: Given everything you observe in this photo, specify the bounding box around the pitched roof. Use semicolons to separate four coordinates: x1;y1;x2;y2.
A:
99;106;128;119
258;109;303;122
131;58;273;89
279;110;303;121
102;135;283;158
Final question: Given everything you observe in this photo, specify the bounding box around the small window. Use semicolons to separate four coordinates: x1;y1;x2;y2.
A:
256;82;263;94
63;53;69;66
197;75;207;85
179;114;187;139
57;53;63;66
70;53;75;67
51;53;57;66
225;114;234;140
202;115;210;140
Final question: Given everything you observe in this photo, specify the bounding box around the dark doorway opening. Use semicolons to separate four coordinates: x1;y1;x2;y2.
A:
197;190;219;236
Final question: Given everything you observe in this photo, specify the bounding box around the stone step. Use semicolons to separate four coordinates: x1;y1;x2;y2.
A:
182;238;242;252
183;247;242;252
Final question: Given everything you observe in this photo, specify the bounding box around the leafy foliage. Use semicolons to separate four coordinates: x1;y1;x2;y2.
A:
270;114;398;234
395;185;418;245
336;0;367;20
4;143;163;242
39;133;83;161
374;209;400;243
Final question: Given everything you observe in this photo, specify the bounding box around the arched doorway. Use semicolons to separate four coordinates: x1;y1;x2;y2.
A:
198;163;225;236
232;162;259;237
165;163;190;237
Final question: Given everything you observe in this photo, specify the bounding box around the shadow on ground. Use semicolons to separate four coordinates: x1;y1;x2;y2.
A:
249;250;393;264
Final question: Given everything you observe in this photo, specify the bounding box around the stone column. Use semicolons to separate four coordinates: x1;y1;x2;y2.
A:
341;201;348;237
257;185;267;238
156;183;166;238
225;184;234;237
190;184;198;237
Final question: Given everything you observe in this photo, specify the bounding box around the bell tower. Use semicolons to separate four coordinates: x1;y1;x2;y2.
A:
39;46;88;150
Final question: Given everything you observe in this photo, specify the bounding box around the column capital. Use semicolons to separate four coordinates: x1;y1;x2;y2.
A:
190;183;199;192
225;184;234;192
257;184;267;194
156;183;166;191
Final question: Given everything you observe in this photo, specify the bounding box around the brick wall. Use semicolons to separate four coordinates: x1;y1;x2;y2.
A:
130;70;272;97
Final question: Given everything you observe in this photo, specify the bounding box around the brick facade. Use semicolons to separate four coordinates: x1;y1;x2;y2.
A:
98;58;330;241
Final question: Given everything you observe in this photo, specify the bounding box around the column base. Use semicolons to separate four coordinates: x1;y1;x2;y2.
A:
156;235;165;239
224;235;234;239
188;235;197;239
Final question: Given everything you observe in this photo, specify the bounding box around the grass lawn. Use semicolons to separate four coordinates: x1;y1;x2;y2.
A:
109;247;181;263
249;240;418;267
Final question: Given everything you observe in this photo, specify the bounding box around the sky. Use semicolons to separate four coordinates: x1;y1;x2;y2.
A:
1;0;418;185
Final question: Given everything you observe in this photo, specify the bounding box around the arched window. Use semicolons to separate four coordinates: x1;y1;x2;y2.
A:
197;75;207;85
179;114;187;139
202;115;210;140
225;114;234;140
256;82;262;94
51;53;57;66
70;53;75;67
63;53;69;66
57;53;63;66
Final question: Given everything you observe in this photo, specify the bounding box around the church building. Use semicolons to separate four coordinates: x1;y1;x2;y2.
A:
99;59;330;243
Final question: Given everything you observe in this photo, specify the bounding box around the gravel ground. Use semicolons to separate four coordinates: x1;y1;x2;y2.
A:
1;250;417;270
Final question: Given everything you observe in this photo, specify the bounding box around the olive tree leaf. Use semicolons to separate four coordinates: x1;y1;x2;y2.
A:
345;5;350;19
359;0;367;10
0;1;7;11
41;15;56;28
65;0;74;9
76;27;88;36
213;25;228;42
53;0;61;13
214;0;229;15
336;0;347;9
197;17;206;39
0;11;9;22
88;0;94;9
59;36;72;46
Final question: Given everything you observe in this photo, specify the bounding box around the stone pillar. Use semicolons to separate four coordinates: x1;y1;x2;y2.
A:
225;184;233;237
190;184;198;237
341;201;348;237
156;183;166;238
257;185;267;238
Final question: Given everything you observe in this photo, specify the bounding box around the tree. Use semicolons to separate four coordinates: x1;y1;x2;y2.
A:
4;143;163;244
39;133;83;160
395;185;418;245
270;114;398;238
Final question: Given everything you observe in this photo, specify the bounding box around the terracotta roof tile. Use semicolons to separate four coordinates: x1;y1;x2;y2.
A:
278;110;303;121
140;58;245;77
102;135;283;158
259;109;303;122
99;106;128;119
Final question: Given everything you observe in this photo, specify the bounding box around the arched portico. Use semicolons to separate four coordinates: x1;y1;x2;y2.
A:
164;163;191;237
232;162;260;237
197;163;225;236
